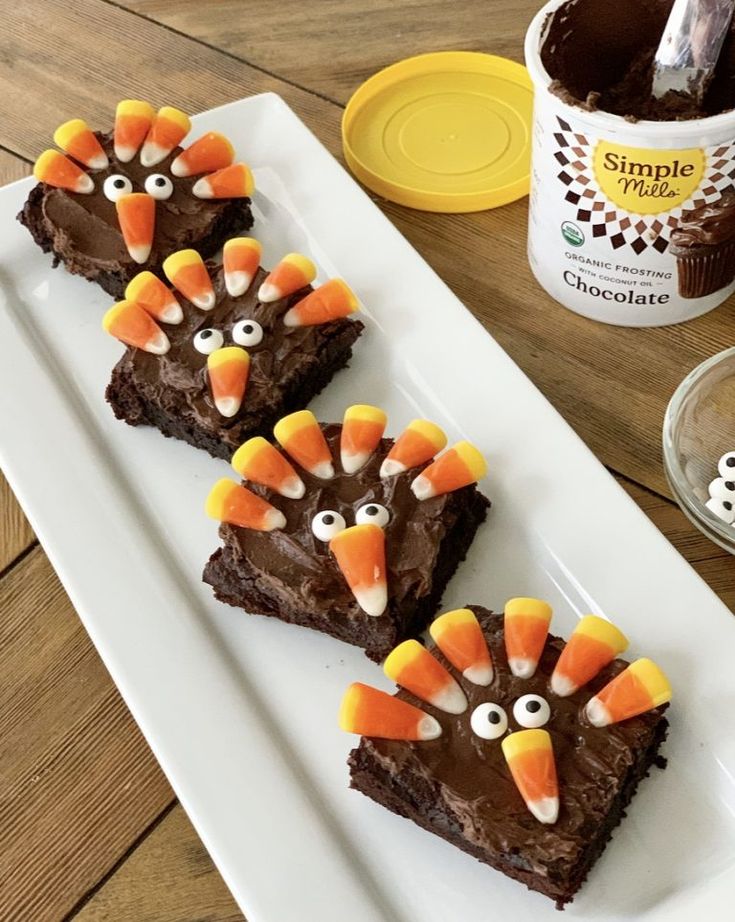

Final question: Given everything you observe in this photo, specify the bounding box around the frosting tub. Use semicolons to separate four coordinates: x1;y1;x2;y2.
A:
524;0;735;326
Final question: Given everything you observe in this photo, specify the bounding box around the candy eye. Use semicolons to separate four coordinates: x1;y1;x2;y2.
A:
103;174;133;202
355;503;390;527
232;319;264;347
311;510;346;542
705;496;735;524
193;328;224;355
470;703;508;740
718;451;735;479
144;173;174;200
709;477;735;501
513;694;551;729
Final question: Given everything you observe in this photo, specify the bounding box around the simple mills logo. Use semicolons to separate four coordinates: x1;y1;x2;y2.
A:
553;117;735;255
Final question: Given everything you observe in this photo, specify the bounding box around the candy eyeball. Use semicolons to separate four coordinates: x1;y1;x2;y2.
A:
232;319;264;348
709;477;735;502
718;451;735;479
355;503;390;528
144;173;174;200
311;510;346;542
193;328;224;355
470;703;508;740
513;694;551;729
705;496;735;525
103;173;133;202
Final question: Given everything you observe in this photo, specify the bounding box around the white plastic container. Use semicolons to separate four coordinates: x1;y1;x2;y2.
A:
525;0;735;327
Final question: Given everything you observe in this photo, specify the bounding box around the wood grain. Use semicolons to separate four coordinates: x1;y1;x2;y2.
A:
0;547;173;922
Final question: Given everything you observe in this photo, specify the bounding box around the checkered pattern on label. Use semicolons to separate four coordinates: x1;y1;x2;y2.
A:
553;116;735;254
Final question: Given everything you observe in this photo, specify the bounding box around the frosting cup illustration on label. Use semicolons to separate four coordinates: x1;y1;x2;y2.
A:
525;0;735;327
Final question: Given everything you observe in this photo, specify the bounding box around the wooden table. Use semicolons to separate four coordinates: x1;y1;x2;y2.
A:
1;2;733;919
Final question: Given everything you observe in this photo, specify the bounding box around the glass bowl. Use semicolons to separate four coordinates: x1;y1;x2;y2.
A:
663;346;735;554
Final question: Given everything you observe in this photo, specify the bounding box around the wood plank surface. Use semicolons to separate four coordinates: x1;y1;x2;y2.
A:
0;1;733;921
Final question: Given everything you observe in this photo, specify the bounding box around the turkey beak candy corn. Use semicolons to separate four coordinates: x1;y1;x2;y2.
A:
205;479;286;532
339;684;441;741
223;237;262;297
102;300;169;354
258;253;317;302
140;106;191;167
53;119;108;170
114;99;156;162
340;404;387;474
504;598;552;678
502;729;559;824
33;150;94;194
330;524;387;618
550;616;629;697
163;249;216;310
231;437;305;500
116;193;156;264
585;659;672;728
379;419;447;478
273;410;335;479
207;346;250;418
282;279;359;327
429;608;494;686
411;440;487;500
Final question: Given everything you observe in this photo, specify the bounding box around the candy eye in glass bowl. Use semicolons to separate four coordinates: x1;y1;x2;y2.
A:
663;346;735;553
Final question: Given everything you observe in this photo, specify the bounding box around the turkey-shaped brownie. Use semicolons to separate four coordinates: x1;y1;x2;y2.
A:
203;406;490;659
103;238;363;459
19;100;254;297
341;602;671;907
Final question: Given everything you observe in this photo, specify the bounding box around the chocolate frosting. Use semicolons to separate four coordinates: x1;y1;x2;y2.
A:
116;270;362;453
221;426;484;630
34;132;243;277
361;608;667;877
670;191;735;249
542;0;735;120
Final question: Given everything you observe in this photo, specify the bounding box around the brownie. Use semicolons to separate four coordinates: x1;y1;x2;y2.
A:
105;259;364;459
203;425;490;660
670;191;735;299
347;608;669;907
18;130;252;298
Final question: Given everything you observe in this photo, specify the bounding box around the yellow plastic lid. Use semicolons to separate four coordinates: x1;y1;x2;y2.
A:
342;51;533;213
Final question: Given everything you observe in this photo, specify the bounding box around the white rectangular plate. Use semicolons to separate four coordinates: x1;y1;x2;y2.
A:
1;94;734;922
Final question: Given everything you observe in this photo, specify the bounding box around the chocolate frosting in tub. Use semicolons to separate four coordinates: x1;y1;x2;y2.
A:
541;0;735;120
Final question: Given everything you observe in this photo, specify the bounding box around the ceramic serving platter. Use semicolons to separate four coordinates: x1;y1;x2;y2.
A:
0;94;734;922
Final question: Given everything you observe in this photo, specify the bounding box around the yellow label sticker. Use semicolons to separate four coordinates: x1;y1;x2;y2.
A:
593;141;705;215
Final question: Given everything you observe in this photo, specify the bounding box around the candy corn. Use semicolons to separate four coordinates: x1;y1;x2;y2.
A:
125;271;183;325
114;99;155;162
231;437;305;499
205;478;285;531
192;162;254;199
550;615;629;697
504;598;552;679
33;150;94;194
429;608;493;686
340;405;387;474
384;640;467;714
258;253;317;303
282;279;359;327
380;420;447;478
170;131;234;177
116;193;156;264
585;658;672;728
411;441;487;500
273;410;334;479
208;346;250;417
223;237;262;297
163;249;216;310
330;524;387;617
140;106;191;167
53;119;108;170
339;683;441;741
102;300;169;354
502;729;559;824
